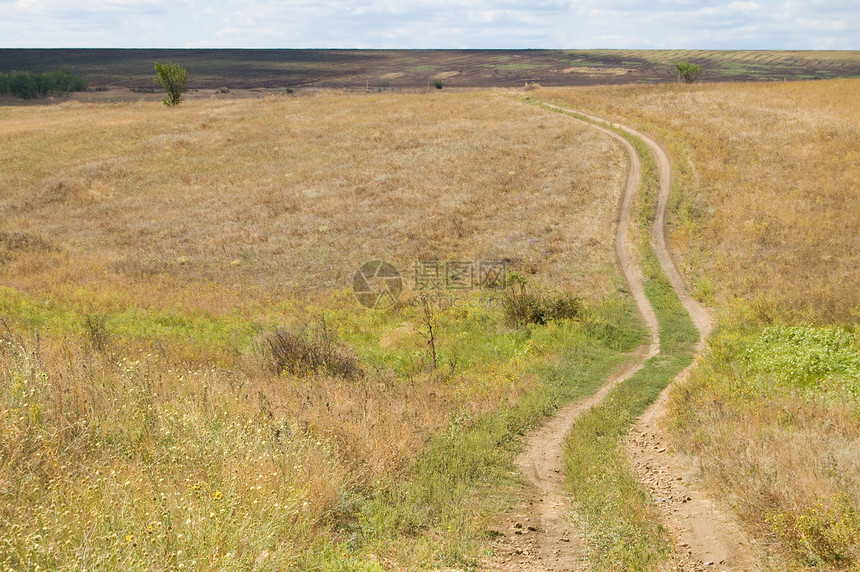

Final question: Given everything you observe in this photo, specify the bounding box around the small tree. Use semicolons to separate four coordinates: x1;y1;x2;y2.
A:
417;295;439;369
675;61;702;84
153;61;188;106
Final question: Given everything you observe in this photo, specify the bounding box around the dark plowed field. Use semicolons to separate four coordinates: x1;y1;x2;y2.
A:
2;49;859;90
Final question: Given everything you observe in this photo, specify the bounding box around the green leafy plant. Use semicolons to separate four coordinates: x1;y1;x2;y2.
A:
674;61;702;83
153;61;188;106
745;324;860;393
434;80;443;89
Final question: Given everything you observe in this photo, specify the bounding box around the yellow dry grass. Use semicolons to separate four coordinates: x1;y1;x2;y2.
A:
0;90;627;569
562;67;630;76
1;91;622;312
536;80;860;324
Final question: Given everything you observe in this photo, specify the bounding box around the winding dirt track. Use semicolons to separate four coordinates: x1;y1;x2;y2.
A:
482;103;760;571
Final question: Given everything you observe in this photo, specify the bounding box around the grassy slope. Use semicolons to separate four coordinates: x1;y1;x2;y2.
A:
536;80;860;570
0;92;644;569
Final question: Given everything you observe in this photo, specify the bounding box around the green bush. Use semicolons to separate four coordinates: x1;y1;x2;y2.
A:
502;273;586;328
674;61;703;83
1;71;38;99
745;324;860;394
153;61;188;106
42;68;87;94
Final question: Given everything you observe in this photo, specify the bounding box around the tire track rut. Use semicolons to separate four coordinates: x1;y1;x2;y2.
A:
482;103;760;571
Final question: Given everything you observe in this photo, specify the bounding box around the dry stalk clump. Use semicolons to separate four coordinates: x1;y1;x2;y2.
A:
260;321;363;380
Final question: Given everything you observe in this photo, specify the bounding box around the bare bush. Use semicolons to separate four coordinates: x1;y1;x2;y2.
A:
262;320;362;379
84;315;110;352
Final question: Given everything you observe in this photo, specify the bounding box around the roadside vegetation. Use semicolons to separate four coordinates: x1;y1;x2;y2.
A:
563;244;697;570
537;79;860;570
0;92;643;569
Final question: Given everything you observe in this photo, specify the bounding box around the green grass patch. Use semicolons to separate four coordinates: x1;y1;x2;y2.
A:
0;276;645;569
0;285;262;359
745;324;860;395
667;322;860;569
340;319;639;568
406;65;438;73
481;63;540;71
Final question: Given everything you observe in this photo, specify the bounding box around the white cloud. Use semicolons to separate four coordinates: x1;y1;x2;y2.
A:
0;0;857;48
728;1;761;12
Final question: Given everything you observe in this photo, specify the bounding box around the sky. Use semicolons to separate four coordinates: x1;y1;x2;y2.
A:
0;0;857;49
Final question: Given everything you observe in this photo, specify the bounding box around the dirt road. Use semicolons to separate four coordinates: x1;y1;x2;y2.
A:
605;114;761;572
482;103;760;571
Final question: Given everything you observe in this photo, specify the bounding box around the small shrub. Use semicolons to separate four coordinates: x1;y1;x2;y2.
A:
261;320;362;379
544;293;587;322
153;61;188;106
434;80;443;89
502;273;586;328
416;295;439;369
502;273;541;328
674;61;702;83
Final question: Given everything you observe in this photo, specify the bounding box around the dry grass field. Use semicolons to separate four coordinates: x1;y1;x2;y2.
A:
0;91;641;569
536;80;860;569
535;80;859;324
5;70;857;571
1;91;623;305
